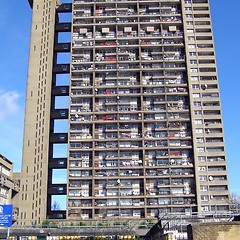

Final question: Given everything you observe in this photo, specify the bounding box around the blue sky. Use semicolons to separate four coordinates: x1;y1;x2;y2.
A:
0;1;239;194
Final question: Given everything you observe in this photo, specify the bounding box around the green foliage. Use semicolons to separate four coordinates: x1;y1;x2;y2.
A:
79;221;87;226
41;219;50;228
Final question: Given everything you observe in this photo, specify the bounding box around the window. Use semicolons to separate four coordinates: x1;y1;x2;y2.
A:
201;205;209;212
193;101;201;106
198;156;206;162
197;147;205;152
198;166;206;171
188;36;195;41
196;128;203;134
196;138;204;143
192;84;200;89
194;110;202;115
188;44;196;48
186;14;193;18
191;68;198;72
190;60;197;64
186;21;193;25
195;119;203;124
200;185;208;191
191;76;199;81
193;93;200;98
201;195;209;201
189;52;197;56
199;175;207;181
187;29;194;33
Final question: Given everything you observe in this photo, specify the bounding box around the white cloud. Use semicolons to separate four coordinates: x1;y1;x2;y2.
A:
0;90;21;121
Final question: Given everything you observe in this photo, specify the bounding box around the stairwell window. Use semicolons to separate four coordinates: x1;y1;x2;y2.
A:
188;44;196;48
195;119;203;124
199;175;207;181
190;60;197;64
197;147;205;153
189;52;197;56
201;195;209;201
200;185;208;191
196;128;203;134
191;68;198;72
191;76;199;81
193;93;200;98
201;206;209;212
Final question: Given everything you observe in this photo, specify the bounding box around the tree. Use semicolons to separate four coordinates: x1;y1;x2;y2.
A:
230;193;240;213
52;200;61;211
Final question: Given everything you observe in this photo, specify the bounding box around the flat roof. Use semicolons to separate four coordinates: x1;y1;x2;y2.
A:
0;154;13;165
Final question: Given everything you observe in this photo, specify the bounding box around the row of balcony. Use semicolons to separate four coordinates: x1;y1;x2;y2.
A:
69;168;194;177
69;140;192;149
69;186;192;196
70;122;188;129
73;6;180;16
71;64;185;72
71;91;188;98
70;112;190;121
72;54;184;62
71;79;186;87
70;160;193;168
70;132;190;139
68;153;225;163
71;107;189;114
69;180;192;188
69;198;195;208
73;38;184;47
68;207;194;219
73;17;181;25
72;82;186;89
74;0;181;3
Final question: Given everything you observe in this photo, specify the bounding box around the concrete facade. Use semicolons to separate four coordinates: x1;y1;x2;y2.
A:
17;0;230;225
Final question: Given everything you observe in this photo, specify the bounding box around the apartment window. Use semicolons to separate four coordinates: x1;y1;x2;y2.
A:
209;186;227;191
189;52;197;56
187;21;193;25
186;14;193;18
187;29;194;33
207;147;224;153
196;28;211;33
193;7;209;11
200;185;208;191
